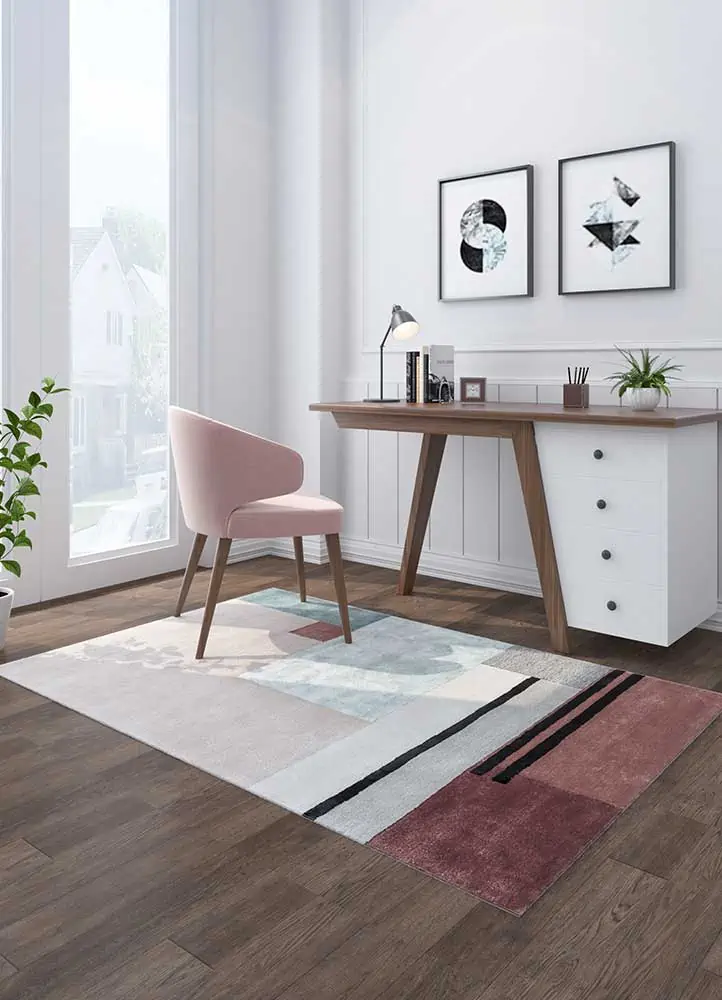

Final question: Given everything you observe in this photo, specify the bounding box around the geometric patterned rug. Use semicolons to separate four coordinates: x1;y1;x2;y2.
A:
3;587;721;915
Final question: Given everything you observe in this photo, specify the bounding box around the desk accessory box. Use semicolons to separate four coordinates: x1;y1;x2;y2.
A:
563;367;589;408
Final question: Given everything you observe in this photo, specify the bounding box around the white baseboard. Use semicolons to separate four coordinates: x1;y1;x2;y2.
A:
339;536;541;596
205;537;329;566
269;537;327;564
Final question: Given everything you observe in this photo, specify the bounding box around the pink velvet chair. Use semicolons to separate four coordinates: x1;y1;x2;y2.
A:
169;407;351;658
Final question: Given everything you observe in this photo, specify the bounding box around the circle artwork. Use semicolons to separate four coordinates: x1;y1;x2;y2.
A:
459;199;508;273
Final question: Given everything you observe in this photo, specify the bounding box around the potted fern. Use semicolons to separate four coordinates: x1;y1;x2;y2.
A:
0;377;67;650
606;347;682;411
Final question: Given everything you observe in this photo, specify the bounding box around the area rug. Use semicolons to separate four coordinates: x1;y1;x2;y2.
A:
2;588;721;915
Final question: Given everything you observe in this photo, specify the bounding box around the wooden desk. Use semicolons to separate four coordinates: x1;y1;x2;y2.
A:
310;401;722;654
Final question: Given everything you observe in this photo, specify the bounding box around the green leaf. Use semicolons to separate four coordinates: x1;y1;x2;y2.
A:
16;477;39;497
28;391;41;407
1;559;21;577
51;386;70;394
11;442;30;457
24;510;36;520
13;534;32;549
36;402;54;418
22;421;42;440
3;409;19;425
9;499;26;520
0;458;14;471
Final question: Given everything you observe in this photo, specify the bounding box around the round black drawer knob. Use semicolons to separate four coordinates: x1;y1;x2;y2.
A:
601;549;611;560
593;449;604;460
596;499;607;510
606;600;617;611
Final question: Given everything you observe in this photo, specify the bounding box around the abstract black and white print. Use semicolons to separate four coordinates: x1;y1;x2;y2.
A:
583;175;641;269
559;142;675;295
459;199;507;273
439;165;533;301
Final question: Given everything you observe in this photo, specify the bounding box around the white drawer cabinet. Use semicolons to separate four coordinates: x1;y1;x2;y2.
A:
536;421;718;646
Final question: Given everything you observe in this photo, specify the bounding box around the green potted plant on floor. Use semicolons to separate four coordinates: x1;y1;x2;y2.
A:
606;346;683;411
0;378;68;650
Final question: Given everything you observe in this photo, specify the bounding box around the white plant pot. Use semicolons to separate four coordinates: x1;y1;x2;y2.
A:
627;387;661;411
0;587;14;651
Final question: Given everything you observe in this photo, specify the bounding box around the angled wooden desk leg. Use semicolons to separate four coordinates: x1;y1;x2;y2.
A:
398;433;447;595
512;421;569;654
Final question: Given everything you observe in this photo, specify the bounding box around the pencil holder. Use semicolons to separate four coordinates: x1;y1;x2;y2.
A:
563;384;589;408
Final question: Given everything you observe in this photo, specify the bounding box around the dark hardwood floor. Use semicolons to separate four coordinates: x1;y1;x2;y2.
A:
2;556;722;999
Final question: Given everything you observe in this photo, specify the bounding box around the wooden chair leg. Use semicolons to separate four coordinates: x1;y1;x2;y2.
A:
195;538;231;659
175;532;207;617
293;536;307;602
325;533;351;643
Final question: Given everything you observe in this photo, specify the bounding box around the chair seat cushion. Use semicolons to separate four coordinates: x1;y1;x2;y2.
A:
225;492;343;539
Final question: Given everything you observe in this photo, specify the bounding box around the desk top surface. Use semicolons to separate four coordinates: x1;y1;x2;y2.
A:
310;400;722;428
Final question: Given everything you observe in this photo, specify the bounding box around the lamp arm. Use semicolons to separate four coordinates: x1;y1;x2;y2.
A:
378;320;393;401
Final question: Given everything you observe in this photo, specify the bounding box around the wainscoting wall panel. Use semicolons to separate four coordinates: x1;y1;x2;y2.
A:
335;379;722;632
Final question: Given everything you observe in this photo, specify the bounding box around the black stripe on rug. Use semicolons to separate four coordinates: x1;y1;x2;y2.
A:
471;669;623;778
492;672;643;784
303;675;539;820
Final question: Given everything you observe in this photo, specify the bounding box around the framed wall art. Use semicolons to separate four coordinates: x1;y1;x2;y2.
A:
438;164;534;301
558;141;675;295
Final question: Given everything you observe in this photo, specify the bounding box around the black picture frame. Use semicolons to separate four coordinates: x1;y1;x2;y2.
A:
438;164;534;302
558;140;676;296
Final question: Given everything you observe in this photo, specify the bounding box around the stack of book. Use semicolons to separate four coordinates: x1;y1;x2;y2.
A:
405;346;455;403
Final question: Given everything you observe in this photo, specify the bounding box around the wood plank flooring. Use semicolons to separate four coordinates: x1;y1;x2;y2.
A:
2;556;722;998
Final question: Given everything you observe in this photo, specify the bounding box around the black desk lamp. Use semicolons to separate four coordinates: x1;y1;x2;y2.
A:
364;304;419;402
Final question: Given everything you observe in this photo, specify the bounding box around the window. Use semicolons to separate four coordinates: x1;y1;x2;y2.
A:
69;0;170;560
113;393;127;435
105;310;123;346
71;395;86;450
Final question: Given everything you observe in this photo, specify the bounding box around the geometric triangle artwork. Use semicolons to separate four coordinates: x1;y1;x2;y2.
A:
583;178;643;268
583;219;640;251
613;175;640;207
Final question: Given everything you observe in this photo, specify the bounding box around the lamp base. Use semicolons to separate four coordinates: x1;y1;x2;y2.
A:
363;397;402;403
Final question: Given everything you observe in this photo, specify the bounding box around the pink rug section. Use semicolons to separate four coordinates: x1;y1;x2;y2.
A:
370;772;617;915
370;675;722;913
290;621;345;641
523;676;722;808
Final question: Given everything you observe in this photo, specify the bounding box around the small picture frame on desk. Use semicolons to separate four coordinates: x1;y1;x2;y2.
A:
460;377;487;403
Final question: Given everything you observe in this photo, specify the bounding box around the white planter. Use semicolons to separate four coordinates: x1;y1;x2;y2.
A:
627;387;661;411
0;587;13;651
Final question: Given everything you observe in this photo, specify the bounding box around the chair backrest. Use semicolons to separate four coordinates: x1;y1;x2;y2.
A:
168;407;304;537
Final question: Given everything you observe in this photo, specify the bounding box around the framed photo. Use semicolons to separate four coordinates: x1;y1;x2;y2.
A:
558;141;675;295
438;165;533;301
459;377;486;403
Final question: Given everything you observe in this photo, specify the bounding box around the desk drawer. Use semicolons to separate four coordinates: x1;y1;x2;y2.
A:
536;424;666;483
563;577;667;645
544;475;665;534
554;525;665;587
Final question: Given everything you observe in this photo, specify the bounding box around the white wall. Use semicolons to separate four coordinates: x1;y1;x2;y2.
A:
199;0;273;436
221;0;722;629
328;0;722;626
352;0;722;373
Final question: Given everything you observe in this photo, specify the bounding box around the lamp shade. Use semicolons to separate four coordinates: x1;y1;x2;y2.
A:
389;304;419;342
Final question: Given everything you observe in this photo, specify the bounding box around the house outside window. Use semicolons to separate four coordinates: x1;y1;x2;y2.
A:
71;395;86;450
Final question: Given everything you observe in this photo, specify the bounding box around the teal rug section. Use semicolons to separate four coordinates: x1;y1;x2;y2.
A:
246;615;512;722
241;587;386;632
